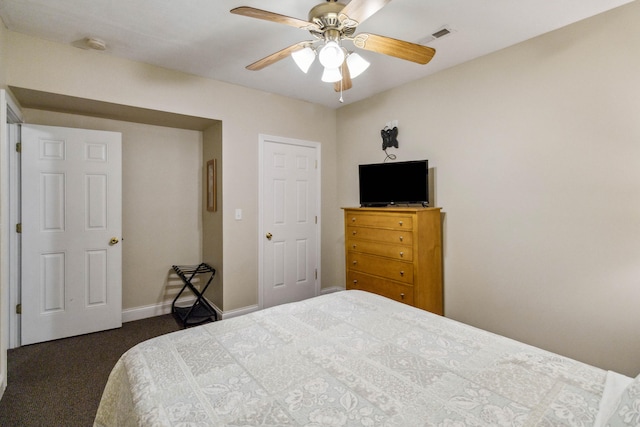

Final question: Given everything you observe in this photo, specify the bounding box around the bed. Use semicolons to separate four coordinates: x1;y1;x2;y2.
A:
94;290;639;426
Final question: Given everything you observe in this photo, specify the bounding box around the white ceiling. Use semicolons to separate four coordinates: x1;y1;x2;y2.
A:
0;0;634;109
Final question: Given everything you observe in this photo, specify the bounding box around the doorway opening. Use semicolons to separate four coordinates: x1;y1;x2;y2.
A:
4;88;222;348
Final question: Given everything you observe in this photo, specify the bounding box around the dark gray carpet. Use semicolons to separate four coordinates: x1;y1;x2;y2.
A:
0;314;183;426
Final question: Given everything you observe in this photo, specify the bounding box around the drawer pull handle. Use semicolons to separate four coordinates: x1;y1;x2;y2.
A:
399;236;403;242
399;221;403;226
400;270;404;276
353;280;358;285
353;261;358;265
352;244;357;249
352;230;357;235
399;251;404;257
400;293;405;299
351;217;356;222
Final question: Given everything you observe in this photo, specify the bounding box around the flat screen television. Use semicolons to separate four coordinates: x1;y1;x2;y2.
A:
358;160;429;207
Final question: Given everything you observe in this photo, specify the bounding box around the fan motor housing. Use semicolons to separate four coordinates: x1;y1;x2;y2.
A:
309;1;346;29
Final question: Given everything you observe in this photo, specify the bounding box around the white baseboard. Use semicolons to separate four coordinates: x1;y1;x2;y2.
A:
320;286;345;295
219;304;259;320
121;299;179;323
122;287;344;324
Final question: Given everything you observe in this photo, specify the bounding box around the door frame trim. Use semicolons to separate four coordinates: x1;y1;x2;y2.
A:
1;89;23;400
258;134;321;309
2;90;23;351
6;122;21;350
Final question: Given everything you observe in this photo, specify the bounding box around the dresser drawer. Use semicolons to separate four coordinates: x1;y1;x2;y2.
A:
347;252;413;284
347;271;414;305
346;239;413;261
346;213;413;230
346;226;413;245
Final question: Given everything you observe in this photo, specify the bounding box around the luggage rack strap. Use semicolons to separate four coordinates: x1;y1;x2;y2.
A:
172;263;215;277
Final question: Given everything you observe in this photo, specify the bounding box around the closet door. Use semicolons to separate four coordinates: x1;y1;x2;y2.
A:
260;135;320;309
21;124;122;345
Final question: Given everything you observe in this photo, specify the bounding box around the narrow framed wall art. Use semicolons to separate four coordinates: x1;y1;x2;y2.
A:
207;158;217;212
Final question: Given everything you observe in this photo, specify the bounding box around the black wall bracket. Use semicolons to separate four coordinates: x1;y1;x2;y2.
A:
381;126;399;150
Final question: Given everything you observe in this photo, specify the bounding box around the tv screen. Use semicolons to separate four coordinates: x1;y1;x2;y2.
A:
359;160;429;207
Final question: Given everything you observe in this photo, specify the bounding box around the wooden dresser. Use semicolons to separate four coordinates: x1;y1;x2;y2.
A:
343;207;443;315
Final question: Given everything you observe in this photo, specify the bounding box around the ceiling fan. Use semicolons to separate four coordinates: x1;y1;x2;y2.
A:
230;0;436;93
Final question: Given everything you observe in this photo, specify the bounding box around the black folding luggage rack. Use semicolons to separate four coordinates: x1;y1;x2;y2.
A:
171;263;218;327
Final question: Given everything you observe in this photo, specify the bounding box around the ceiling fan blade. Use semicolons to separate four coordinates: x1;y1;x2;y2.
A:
334;61;353;92
339;0;391;27
231;6;317;30
353;33;435;64
246;42;310;71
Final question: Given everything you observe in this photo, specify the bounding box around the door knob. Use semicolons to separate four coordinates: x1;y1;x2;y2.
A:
109;237;119;245
266;232;273;240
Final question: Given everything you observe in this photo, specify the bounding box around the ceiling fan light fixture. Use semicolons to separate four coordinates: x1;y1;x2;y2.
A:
321;67;342;83
346;52;370;79
292;46;316;73
233;3;438;93
318;41;345;69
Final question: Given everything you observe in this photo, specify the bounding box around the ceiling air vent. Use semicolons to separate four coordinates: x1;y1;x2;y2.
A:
432;28;451;38
419;26;454;45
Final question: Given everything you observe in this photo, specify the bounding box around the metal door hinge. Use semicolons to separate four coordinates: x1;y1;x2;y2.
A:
16;223;21;233
16;142;21;152
16;304;21;314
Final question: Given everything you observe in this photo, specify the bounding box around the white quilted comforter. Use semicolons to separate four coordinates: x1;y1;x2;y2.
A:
95;290;609;426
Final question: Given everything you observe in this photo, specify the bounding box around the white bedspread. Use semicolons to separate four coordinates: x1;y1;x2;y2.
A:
95;290;608;426
593;371;634;426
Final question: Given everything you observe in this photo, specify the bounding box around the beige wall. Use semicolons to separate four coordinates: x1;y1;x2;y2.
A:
4;30;340;313
22;109;203;310
0;20;6;88
337;2;640;376
202;122;223;308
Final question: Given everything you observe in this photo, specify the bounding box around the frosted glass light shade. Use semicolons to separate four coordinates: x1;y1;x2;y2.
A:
321;67;342;83
318;41;345;69
346;52;370;78
292;47;315;73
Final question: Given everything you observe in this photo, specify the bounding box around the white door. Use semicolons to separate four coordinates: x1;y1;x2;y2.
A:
21;124;122;345
260;135;320;308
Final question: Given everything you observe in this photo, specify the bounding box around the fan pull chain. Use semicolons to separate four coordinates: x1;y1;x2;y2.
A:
339;78;344;103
